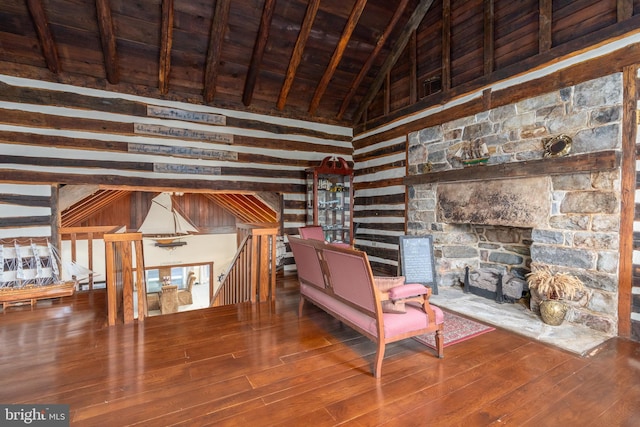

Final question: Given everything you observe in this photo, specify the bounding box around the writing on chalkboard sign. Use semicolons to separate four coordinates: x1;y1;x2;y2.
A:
399;235;438;294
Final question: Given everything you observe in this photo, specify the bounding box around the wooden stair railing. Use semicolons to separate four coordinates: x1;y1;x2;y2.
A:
60;225;123;290
104;232;146;326
211;224;278;306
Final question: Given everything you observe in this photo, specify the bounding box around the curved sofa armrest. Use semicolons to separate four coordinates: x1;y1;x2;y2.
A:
388;283;428;300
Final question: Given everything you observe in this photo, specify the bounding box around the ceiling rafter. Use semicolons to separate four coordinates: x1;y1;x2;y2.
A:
442;0;451;92
539;0;552;53
158;0;174;95
229;194;277;223
204;193;277;224
337;0;410;119
308;0;368;116
61;189;130;227
95;0;120;84
243;0;277;106
203;0;232;103
353;0;435;124
483;0;494;75
25;0;60;74
277;0;321;111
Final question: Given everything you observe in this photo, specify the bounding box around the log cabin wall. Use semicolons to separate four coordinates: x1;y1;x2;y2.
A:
0;184;56;243
352;3;640;339
0;75;352;256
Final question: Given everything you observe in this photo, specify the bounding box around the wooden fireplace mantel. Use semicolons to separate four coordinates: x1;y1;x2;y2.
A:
403;150;621;186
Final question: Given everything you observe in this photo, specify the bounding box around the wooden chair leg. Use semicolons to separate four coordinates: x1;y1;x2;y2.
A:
435;325;444;358
374;341;385;378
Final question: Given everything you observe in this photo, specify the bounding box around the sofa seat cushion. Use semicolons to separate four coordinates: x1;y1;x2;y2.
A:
383;304;444;338
301;283;444;340
301;283;375;333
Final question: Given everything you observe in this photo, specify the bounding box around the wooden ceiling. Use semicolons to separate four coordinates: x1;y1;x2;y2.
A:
61;189;278;228
0;0;428;126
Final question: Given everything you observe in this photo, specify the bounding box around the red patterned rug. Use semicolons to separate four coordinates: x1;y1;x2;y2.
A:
413;310;495;349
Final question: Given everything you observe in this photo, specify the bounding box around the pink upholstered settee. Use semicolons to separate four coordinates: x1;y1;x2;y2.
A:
288;235;444;377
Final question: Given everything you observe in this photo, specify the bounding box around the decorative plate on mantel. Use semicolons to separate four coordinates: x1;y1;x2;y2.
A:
543;134;572;157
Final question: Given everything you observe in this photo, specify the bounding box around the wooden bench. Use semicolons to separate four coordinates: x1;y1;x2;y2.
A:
288;236;444;377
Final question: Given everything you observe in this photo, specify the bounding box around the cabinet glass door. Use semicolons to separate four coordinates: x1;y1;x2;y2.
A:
305;157;353;245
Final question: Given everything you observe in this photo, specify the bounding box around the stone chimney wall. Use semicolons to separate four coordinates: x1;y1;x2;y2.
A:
406;73;622;334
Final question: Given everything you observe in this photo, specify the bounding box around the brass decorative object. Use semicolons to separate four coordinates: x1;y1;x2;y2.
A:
539;299;568;326
543;134;572;157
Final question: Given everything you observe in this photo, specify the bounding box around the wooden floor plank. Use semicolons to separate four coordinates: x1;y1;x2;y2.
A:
0;273;638;426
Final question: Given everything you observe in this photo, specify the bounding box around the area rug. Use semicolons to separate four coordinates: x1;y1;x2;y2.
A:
413;310;495;349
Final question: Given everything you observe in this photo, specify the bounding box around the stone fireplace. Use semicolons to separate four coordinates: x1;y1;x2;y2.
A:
406;73;622;336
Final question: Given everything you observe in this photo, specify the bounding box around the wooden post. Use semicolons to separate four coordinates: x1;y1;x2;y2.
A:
105;238;116;326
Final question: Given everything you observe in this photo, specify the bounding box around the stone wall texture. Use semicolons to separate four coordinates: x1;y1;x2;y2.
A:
407;73;623;335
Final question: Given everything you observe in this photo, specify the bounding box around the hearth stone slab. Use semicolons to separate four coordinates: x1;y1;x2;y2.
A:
430;285;613;356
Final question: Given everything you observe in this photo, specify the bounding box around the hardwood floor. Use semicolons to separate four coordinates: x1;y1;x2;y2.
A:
1;274;639;426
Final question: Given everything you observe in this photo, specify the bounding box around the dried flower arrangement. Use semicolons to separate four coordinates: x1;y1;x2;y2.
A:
525;264;584;300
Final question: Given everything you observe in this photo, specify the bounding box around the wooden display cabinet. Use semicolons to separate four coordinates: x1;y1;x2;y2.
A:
306;156;353;245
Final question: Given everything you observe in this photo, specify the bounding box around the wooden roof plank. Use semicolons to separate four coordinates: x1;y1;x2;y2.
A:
337;0;411;119
308;0;368;116
353;0;436;123
242;0;277;106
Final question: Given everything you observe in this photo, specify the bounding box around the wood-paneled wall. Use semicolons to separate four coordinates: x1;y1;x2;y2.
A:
358;0;640;132
0;75;352;245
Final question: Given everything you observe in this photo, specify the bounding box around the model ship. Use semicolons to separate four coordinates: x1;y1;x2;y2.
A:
454;139;490;165
138;193;198;247
0;240;91;307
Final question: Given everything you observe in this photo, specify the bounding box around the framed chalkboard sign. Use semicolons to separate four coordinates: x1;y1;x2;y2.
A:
399;235;438;294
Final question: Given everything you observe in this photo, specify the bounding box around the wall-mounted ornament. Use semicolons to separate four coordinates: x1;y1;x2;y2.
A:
454;139;489;166
543;134;572;157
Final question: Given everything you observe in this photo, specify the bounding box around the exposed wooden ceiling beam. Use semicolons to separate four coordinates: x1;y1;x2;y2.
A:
618;0;633;21
442;0;451;92
308;0;368;116
539;0;552;53
203;0;231;103
277;0;320;110
25;0;60;74
158;0;174;95
95;0;120;84
337;0;410;119
484;0;494;75
243;0;277;106
353;0;435;124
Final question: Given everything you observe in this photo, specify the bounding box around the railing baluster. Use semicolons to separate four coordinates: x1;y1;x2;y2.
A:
211;224;278;307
